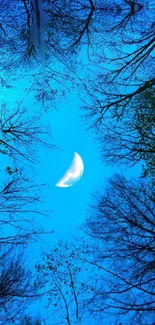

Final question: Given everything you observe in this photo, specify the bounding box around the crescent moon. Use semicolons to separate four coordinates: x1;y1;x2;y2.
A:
56;152;84;188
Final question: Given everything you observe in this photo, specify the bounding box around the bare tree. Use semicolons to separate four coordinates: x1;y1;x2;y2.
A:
1;0;153;113
0;103;53;165
0;244;37;325
0;103;54;245
82;0;155;130
0;166;54;245
35;240;95;325
94;85;155;181
83;174;155;325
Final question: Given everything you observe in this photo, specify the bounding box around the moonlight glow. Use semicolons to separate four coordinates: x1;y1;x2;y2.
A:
56;152;84;188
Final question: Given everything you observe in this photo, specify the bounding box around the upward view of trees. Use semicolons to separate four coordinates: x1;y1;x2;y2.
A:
0;0;154;324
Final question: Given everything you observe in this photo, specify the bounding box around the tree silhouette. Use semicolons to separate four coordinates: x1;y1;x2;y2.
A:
0;103;53;164
0;103;54;245
81;1;155;148
0;166;54;245
0;245;37;325
83;174;155;325
35;240;95;324
95;85;155;181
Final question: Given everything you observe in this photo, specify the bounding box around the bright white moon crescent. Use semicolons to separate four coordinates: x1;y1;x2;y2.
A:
56;152;84;188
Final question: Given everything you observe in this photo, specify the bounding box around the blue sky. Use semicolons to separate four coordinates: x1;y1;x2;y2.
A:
34;96;115;244
1;56;115;247
30;91;142;251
